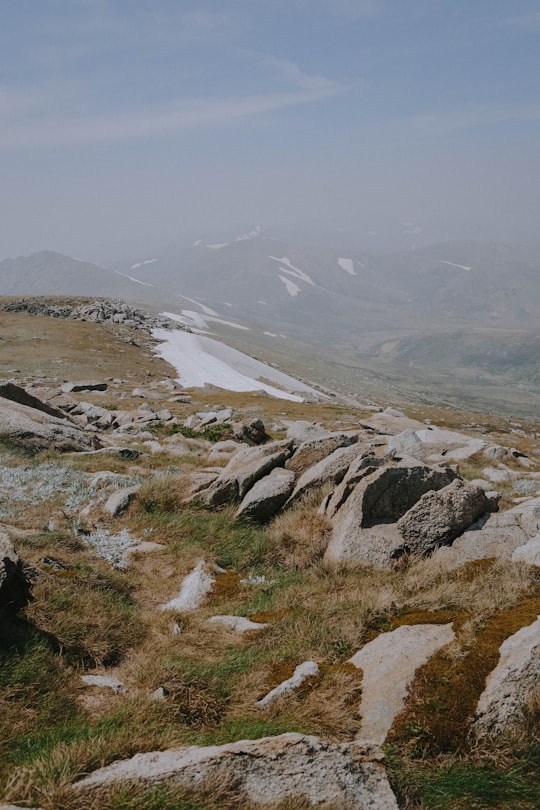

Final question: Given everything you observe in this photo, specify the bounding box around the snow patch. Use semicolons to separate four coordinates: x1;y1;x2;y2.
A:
440;260;472;271
152;326;322;401
177;295;218;316
270;255;315;286
279;275;301;297
114;270;155;287
206;243;229;250
338;258;356;275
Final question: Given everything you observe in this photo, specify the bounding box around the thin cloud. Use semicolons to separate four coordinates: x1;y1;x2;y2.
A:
0;86;349;149
261;57;339;92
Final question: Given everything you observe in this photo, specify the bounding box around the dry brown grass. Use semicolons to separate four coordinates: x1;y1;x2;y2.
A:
267;492;332;570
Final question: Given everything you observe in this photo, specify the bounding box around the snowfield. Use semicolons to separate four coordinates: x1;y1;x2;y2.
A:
279;275;301;297
152;327;323;401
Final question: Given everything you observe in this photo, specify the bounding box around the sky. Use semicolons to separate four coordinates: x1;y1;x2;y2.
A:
1;0;540;260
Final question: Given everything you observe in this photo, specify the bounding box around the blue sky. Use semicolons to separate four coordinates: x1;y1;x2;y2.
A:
1;0;540;258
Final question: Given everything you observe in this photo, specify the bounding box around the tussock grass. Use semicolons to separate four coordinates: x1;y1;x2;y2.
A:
267;492;332;570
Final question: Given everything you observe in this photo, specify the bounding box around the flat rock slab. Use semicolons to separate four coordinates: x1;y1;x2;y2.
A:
472;615;540;738
349;623;455;744
73;733;399;809
235;467;295;523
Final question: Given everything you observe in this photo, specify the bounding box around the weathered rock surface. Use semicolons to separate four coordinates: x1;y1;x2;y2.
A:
431;496;540;569
0;533;32;613
0;381;74;421
286;433;358;475
286;443;363;506
349;623;456;744
61;380;108;393
232;417;269;445
199;440;295;506
512;534;540;566
235;467;295;523
472;615;540;738
395;479;497;558
0;396;98;452
73;733;399;809
324;461;458;568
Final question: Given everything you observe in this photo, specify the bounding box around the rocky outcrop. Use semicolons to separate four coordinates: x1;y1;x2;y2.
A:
199;440;295;506
286;433;358;475
472;615;540;738
3;298;178;333
324;461;458;568
235;468;295;523
73;733;399;809
0;533;32;613
0;395;98;452
395;479;497;558
232;417;269;445
349;623;456;744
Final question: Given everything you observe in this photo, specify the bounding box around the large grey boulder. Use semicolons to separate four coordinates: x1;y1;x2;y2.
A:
349;623;455;744
395;479;497;558
235;468;295;523
0;532;32;613
199;440;295;506
431;496;540;570
0;396;98;452
73;733;399;809
286;443;363;507
324;460;458;568
472;615;540;738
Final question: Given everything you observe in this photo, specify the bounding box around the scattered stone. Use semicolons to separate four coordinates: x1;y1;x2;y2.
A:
472;615;540;738
257;662;320;707
72;733;399;809
208;615;268;633
235;467;296;523
395;479;497;558
349;623;455;744
159;561;223;612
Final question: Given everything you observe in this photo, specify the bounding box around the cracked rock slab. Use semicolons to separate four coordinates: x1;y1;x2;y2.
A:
73;733;399;809
349;623;455;744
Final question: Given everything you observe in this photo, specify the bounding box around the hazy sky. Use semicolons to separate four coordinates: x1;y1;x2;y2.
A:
2;0;540;259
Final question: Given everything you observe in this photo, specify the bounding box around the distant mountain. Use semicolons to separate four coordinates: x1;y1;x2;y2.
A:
0;250;163;303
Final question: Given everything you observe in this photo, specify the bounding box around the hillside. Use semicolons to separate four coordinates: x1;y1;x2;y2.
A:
2;236;539;418
1;299;540;809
